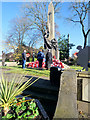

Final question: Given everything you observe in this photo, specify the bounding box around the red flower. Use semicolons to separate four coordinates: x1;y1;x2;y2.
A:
16;103;21;106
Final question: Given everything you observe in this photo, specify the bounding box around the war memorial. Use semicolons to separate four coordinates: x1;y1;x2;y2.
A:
44;2;59;60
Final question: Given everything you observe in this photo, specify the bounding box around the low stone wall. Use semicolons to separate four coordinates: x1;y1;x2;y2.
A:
0;62;30;67
5;62;18;66
0;62;18;66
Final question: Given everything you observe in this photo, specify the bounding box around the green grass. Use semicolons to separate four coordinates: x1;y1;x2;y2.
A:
70;65;84;70
70;65;90;71
0;65;90;78
0;65;50;77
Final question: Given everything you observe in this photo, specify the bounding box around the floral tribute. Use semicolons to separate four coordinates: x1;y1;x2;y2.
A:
27;58;64;69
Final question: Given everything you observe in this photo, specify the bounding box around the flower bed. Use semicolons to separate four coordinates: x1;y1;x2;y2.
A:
0;73;43;119
0;97;49;120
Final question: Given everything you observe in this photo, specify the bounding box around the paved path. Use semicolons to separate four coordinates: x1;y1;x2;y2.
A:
62;63;70;69
0;69;51;90
77;101;90;118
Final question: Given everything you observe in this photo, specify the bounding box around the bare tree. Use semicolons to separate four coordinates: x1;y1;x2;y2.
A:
22;2;61;41
5;16;34;51
67;1;90;48
4;17;33;61
5;2;61;51
4;2;61;61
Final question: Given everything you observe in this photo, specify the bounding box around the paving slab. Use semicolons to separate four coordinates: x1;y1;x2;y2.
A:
77;100;90;118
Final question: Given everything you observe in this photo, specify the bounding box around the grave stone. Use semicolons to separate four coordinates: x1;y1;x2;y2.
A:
77;46;90;71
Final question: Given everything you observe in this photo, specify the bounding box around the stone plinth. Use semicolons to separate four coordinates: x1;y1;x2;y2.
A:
53;69;78;118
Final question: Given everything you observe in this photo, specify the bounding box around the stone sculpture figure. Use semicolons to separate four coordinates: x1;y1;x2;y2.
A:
77;45;90;71
44;28;52;50
44;27;57;50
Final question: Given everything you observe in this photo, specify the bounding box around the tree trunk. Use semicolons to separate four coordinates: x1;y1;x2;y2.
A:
84;35;87;48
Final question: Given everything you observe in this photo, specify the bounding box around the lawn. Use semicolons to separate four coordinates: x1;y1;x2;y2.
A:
70;65;90;71
0;65;50;78
70;65;84;71
0;65;90;78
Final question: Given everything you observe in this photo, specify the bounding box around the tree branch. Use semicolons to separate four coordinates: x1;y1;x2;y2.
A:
86;29;90;36
67;18;80;23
